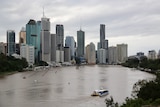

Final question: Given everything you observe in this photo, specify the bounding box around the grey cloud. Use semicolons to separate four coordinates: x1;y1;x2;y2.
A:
0;0;160;54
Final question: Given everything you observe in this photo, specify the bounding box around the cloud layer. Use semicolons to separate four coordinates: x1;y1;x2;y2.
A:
0;0;160;55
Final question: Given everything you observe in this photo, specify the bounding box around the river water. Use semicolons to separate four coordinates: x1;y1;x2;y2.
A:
0;65;155;107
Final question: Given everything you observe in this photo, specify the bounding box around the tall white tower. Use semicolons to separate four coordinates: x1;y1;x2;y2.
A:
41;12;51;62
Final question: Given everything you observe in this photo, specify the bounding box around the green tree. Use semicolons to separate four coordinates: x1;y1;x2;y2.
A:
0;53;28;73
105;96;119;107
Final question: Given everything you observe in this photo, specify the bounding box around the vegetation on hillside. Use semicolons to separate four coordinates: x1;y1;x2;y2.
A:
105;58;160;107
122;57;160;71
0;53;28;73
35;60;48;66
105;73;160;107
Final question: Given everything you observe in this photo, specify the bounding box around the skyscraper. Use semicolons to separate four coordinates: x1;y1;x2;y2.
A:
104;39;109;62
20;44;35;66
100;24;105;49
97;48;106;64
36;21;41;62
41;16;51;62
97;42;100;50
7;30;16;56
86;42;96;64
99;24;109;64
26;19;41;62
26;20;37;46
117;44;128;63
77;29;85;57
65;36;75;59
51;34;56;62
56;24;64;50
108;46;117;64
19;27;26;45
64;47;70;62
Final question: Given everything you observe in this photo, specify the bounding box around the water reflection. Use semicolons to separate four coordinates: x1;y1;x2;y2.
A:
26;87;50;100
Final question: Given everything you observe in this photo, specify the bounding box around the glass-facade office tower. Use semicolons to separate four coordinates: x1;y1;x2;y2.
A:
100;24;105;49
26;19;41;62
65;36;75;59
7;30;16;56
56;24;64;50
41;17;51;62
77;29;85;57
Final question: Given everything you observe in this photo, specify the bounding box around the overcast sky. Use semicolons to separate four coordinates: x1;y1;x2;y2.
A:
0;0;160;55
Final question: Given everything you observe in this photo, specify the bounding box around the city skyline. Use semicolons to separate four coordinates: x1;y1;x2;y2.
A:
0;0;160;55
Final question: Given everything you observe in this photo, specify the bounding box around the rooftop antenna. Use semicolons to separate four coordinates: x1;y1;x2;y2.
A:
43;6;45;17
80;17;82;30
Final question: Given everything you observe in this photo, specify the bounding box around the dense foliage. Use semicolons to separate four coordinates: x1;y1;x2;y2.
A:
0;53;28;73
122;57;160;71
105;72;160;107
35;60;48;66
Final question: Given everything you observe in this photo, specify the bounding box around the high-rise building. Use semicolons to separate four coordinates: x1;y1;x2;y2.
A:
56;50;64;63
86;42;96;64
64;47;70;62
41;17;51;62
117;44;128;63
65;36;75;59
97;42;100;50
99;24;109;64
7;30;16;56
0;42;6;54
36;21;41;61
97;48;106;64
26;19;41;62
51;34;56;62
104;39;109;62
148;50;157;60
108;46;117;64
56;24;64;50
19;27;26;45
26;20;37;46
16;43;20;55
20;44;35;66
100;24;105;49
77;29;85;57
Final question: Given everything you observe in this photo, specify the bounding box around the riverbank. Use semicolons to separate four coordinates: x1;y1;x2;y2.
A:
137;67;159;74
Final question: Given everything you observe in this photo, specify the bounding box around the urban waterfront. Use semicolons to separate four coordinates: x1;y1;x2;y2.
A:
0;65;155;107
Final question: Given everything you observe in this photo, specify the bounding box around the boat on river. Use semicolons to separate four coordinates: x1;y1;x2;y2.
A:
91;89;109;97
